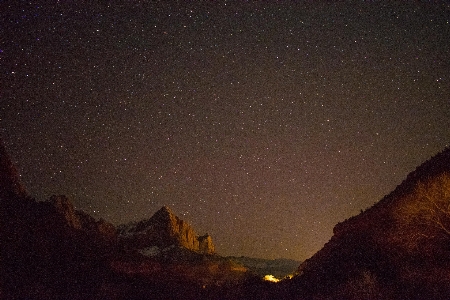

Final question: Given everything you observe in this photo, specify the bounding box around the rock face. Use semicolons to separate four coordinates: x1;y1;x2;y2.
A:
49;194;117;239
119;206;215;255
50;195;83;229
198;234;215;254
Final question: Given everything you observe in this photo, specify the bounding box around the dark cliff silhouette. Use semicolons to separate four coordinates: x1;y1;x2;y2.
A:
0;139;118;298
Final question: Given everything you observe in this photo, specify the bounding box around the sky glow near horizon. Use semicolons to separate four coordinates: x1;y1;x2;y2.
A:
1;2;449;260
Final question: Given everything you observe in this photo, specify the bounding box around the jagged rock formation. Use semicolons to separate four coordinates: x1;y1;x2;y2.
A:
286;147;450;299
198;234;215;254
49;194;117;239
118;206;215;255
77;212;117;239
50;195;83;229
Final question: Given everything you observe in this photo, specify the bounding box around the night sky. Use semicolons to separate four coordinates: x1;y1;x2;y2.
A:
2;2;449;260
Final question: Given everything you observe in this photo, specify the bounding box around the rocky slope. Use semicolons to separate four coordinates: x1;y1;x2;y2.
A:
49;194;117;239
285;147;450;299
118;206;215;255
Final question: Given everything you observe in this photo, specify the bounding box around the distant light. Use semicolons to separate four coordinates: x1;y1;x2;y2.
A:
263;275;279;283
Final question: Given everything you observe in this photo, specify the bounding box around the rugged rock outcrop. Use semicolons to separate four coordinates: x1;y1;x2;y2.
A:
119;206;215;255
198;234;215;254
49;194;117;239
50;195;83;229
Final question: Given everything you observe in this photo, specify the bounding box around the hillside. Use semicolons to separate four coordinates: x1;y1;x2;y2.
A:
284;147;450;299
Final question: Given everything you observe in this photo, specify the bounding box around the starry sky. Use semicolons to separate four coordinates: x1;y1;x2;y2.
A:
1;2;449;260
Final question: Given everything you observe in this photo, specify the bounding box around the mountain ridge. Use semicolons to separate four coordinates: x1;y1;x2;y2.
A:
286;147;450;299
118;205;215;255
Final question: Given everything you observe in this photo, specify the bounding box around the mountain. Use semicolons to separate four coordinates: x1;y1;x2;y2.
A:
7;138;450;299
118;206;215;256
0;140;118;298
0;142;248;299
2;194;116;299
284;147;450;299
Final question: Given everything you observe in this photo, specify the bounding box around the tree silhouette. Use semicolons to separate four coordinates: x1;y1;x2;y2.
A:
397;172;450;237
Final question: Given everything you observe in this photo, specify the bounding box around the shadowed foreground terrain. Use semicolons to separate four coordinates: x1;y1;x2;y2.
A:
2;142;450;299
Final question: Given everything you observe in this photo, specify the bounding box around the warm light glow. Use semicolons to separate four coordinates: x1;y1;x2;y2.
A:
263;274;280;283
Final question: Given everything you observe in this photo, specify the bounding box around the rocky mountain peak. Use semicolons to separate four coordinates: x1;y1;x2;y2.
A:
151;205;175;222
119;206;215;255
160;205;172;214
